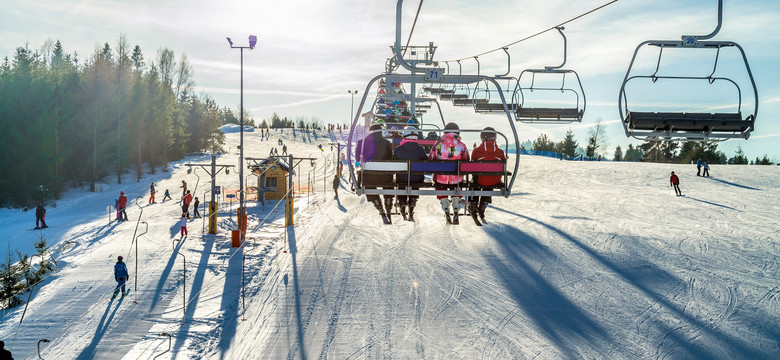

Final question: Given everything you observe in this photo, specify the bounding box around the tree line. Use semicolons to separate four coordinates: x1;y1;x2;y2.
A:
0;36;233;207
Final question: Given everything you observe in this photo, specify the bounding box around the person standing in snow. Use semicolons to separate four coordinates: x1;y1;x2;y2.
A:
117;191;128;221
282;144;288;156
468;127;506;224
180;180;188;198
696;157;703;176
149;182;156;204
179;213;188;237
162;189;172;202
35;202;48;229
332;174;340;199
393;126;428;221
114;255;129;297
193;197;201;218
670;171;682;196
702;162;710;177
181;190;193;218
430;122;469;224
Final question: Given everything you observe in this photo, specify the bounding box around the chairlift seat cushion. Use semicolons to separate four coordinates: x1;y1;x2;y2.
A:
515;107;583;120
626;111;752;133
475;103;517;112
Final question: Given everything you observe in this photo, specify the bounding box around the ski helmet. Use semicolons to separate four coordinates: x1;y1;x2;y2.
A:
117;255;123;261
444;122;460;134
120;191;124;195
402;126;419;139
480;127;497;141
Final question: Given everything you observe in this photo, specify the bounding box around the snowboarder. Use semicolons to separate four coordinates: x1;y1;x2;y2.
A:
114;255;129;298
670;171;682;196
35;202;48;229
430;122;469;224
181;190;193;218
278;138;283;146
117;191;128;221
356;123;394;224
179;213;188;237
393;126;428;221
332;174;340;199
149;182;156;204
193;197;201;218
180;180;188;198
703;162;710;177
696;157;703;176
162;189;172;202
468;127;506;225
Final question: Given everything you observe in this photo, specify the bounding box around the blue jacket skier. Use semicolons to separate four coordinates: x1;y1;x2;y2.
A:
114;256;129;297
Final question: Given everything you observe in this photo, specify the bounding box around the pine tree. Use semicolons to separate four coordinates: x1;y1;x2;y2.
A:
613;145;623;161
729;145;748;165
0;243;24;309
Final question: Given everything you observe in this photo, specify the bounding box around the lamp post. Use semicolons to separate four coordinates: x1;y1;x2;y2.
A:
347;90;358;124
227;35;257;241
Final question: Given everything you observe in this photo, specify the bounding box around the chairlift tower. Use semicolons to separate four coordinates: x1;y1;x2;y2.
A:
185;155;235;234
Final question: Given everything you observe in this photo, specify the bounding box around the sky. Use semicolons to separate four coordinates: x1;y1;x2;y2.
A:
1;0;779;161
1;125;778;358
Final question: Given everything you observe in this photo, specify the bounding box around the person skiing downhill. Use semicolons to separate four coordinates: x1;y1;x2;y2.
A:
162;189;172;202
35;202;48;229
393;126;428;221
430;122;469;224
702;162;710;177
468;127;506;225
670;171;682;196
114;255;129;298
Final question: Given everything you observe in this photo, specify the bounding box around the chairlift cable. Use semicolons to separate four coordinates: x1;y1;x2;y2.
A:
442;0;618;63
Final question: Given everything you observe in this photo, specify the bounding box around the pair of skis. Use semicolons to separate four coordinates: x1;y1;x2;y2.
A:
111;289;131;300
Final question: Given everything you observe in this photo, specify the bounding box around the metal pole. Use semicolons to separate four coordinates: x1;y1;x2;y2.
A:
153;333;172;360
38;339;50;359
135;222;148;303
176;250;186;323
239;47;245;242
241;251;246;321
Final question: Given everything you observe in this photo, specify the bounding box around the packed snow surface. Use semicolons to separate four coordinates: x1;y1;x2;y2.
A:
1;125;779;359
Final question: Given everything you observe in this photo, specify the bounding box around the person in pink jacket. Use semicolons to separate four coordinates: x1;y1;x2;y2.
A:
429;122;469;224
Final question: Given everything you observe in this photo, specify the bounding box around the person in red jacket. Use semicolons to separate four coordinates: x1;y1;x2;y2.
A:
468;127;506;223
670;171;682;196
117;191;128;221
182;190;193;218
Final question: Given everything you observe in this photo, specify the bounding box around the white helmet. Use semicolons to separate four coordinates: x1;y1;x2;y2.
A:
402;126;419;139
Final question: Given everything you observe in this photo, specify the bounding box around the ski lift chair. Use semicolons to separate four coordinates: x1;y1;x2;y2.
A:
619;0;757;141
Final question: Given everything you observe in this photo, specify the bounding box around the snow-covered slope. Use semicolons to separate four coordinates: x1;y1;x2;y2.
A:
1;125;778;359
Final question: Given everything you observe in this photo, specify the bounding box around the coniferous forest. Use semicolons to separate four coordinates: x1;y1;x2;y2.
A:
0;36;230;207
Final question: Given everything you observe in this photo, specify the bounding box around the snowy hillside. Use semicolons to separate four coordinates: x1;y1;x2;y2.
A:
1;125;779;359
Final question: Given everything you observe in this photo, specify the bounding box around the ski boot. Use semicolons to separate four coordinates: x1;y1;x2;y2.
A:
445;212;452;224
478;202;488;224
407;203;416;222
384;200;393;224
399;202;408;221
372;200;391;225
468;202;481;226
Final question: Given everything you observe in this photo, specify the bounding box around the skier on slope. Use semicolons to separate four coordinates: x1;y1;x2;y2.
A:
181;190;193;218
35;202;48;229
393;126;428;221
114;255;129;298
670;171;682;196
332;174;340;200
193;197;201;218
149;182;156;204
429;122;469;224
117;191;128;221
468;127;506;225
180;180;188;198
356;123;394;224
179;213;188;237
162;189;172;202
